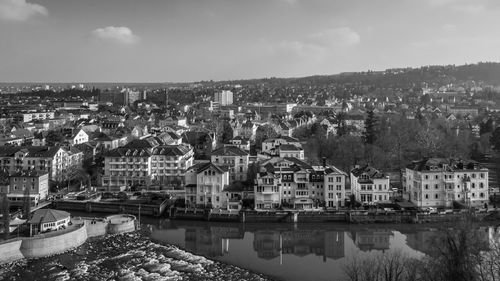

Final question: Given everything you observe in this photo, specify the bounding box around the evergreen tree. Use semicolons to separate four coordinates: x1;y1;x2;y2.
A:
2;194;9;239
490;126;500;152
23;186;31;220
363;110;378;144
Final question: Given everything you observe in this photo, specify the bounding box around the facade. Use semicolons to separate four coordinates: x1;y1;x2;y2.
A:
278;144;304;159
2;170;49;206
255;169;282;210
255;157;347;210
68;129;89;145
214;90;233;106
225;136;250;152
211;146;249;183
184;162;230;209
405;158;489;207
0;146;82;181
101;144;194;190
14;111;54;123
350;165;391;205
262;136;302;156
29;209;70;233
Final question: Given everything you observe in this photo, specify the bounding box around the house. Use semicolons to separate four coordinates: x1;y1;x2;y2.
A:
184;162;230;209
29;209;70;233
350;165;391;205
1;170;49;207
67;128;89;145
0;146;82;181
278;144;304;159
211;146;250;183
262;136;301;157
405;158;488;208
182;131;216;160
225;136;250;152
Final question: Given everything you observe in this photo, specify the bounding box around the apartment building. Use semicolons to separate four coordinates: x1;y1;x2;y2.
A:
405;158;489;207
211;146;249;183
0;146;82;181
14;111;55;123
255;157;347;210
261;136;302;157
101;143;194;190
350;165;391;205
3;170;49;206
184;162;230;209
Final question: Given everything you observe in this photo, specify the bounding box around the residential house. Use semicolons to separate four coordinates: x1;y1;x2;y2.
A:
350;165;391;205
405;158;488;208
211;146;250;183
184;162;230;209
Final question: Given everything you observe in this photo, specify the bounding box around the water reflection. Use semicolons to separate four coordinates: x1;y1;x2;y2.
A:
146;220;494;281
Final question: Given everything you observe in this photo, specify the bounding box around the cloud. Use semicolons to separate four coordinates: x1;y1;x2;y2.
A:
0;0;48;22
91;26;139;45
452;4;484;13
310;27;361;48
426;0;485;13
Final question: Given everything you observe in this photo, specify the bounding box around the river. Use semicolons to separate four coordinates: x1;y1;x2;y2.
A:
0;218;496;281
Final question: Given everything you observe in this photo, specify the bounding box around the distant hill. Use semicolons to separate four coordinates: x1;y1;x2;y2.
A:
200;62;500;89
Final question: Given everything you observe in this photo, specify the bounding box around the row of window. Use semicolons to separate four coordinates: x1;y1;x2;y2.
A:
424;173;485;180
424;182;485;189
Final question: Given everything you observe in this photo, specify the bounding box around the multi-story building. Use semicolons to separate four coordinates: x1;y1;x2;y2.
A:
0;146;82;181
225;136;250;152
257;157;347;210
214;90;233;106
323;166;348;208
3;170;49;206
262;136;302;156
101;143;194;190
184;162;230;209
405;158;489;208
278;144;304;159
14;111;54;123
211;146;249;183
254;168;282;210
350;165;391;205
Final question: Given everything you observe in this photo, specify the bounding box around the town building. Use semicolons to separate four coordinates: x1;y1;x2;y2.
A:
261;136;302;157
214;90;233;106
350;165;392;205
184;162;230;209
211;146;249;183
29;209;70;233
101;143;194;191
0;146;82;181
405;158;489;207
1;170;49;207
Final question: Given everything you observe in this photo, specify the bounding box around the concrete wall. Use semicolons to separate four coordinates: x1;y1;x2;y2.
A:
106;215;136;234
0;239;24;264
85;220;108;238
20;223;88;259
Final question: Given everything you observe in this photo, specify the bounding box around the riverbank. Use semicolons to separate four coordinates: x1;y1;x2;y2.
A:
0;214;137;265
171;208;495;224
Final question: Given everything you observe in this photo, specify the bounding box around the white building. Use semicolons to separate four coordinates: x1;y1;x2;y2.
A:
211;146;250;183
214;90;233;106
184;162;230;209
29;209;70;233
405;158;489;208
262;136;301;157
350;165;391;205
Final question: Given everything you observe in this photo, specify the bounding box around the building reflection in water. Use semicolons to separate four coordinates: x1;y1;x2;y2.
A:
184;225;245;258
348;229;393;252
179;225;400;262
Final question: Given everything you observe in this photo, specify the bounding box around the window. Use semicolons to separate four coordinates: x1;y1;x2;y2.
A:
480;173;485;179
480;183;484;188
336;177;342;182
434;184;438;189
435;175;439;180
425;194;429;199
425;175;429;180
425;184;429;190
435;194;438;199
472;183;475;188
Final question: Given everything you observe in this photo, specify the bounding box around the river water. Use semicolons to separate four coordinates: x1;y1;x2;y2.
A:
0;219;495;281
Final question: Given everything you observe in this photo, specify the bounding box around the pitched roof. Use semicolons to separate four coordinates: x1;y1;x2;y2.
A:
0;146;63;158
29;209;70;225
187;162;229;174
211;146;249;156
351;165;386;179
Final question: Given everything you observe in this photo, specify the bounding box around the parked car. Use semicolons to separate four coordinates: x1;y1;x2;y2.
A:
426;207;438;214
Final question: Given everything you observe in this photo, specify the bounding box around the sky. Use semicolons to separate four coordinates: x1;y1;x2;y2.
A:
1;0;500;82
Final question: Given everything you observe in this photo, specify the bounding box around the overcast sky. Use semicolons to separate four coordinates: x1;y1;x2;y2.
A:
1;0;500;82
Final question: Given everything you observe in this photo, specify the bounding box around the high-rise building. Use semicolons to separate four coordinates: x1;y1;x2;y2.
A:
214;90;233;106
